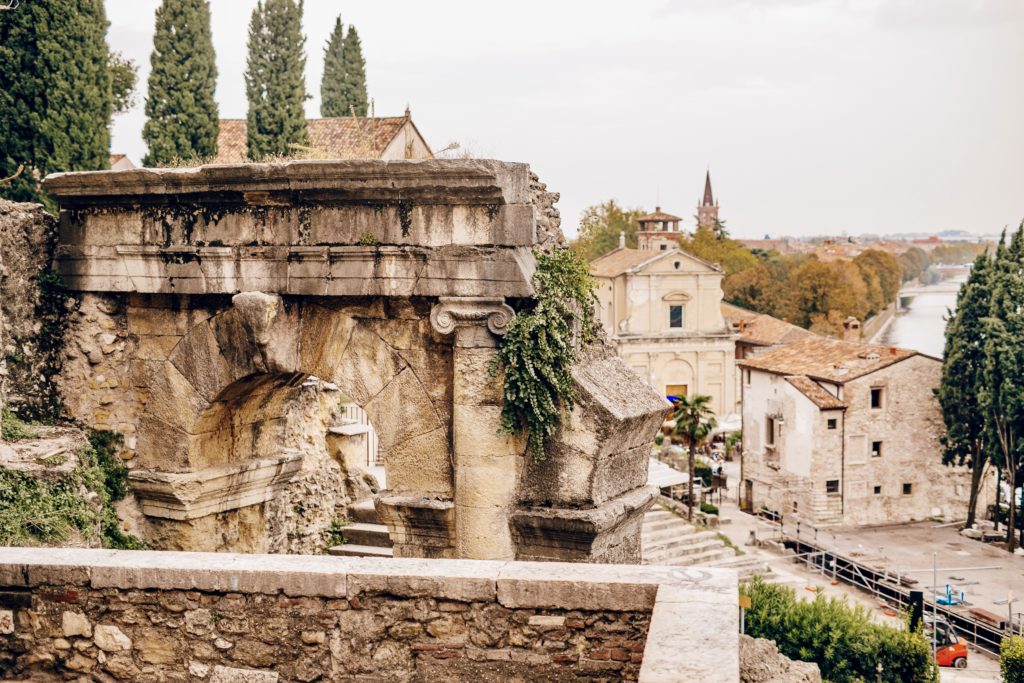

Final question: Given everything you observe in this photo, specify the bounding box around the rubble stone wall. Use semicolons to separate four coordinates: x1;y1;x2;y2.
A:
0;549;742;682
0;199;61;416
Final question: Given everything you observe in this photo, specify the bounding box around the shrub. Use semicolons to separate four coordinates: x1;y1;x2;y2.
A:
1003;636;1024;683
741;578;938;683
700;501;719;515
1;407;33;441
694;460;713;486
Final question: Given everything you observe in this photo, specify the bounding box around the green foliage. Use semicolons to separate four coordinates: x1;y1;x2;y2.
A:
143;0;219;166
492;249;598;460
1002;635;1024;683
1;407;33;441
24;270;72;422
571;200;644;261
245;0;309;160
0;0;114;204
742;578;938;683
679;223;759;276
699;501;718;515
0;430;144;549
321;17;369;118
853;249;903;316
356;231;379;246
108;51;139;115
694;460;713;487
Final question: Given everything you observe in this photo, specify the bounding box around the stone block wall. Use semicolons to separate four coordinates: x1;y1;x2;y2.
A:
0;548;740;682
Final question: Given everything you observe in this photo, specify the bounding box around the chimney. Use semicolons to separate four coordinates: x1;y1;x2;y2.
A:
619;231;626;249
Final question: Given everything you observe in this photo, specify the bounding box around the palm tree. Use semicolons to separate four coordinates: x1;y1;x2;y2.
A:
671;394;718;521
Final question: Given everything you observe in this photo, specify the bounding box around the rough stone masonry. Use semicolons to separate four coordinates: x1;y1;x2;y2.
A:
35;159;669;561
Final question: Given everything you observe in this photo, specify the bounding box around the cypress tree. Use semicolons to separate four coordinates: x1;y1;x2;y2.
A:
340;25;368;116
980;225;1024;552
0;0;113;203
937;250;992;527
244;0;309;160
142;0;219;166
319;16;347;117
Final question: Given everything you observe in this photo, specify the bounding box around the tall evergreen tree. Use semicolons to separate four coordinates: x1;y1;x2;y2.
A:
937;250;992;527
980;226;1024;552
244;0;309;160
142;0;219;166
0;0;113;203
319;16;347;117
340;25;368;116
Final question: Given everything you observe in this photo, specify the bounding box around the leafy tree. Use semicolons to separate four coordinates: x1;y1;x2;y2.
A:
937;250;992;527
142;0;219;166
0;0;114;204
108;52;139;116
980;226;1024;552
571;200;643;262
319;16;347;117
899;247;931;283
670;394;717;521
854;249;902;316
678;223;758;275
781;259;867;330
1002;635;1024;683
339;24;368;117
245;0;309;160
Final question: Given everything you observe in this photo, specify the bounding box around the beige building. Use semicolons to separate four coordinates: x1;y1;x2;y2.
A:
592;214;738;416
213;109;431;163
738;337;979;527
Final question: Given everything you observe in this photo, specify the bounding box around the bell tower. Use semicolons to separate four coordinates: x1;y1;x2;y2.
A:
636;207;683;251
697;170;719;229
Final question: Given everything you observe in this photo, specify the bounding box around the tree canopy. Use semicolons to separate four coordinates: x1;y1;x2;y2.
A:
244;0;309;160
320;17;368;118
571;200;643;262
142;0;219;166
0;0;115;204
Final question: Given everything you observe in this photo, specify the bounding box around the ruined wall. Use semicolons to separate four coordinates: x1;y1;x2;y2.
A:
0;200;61;417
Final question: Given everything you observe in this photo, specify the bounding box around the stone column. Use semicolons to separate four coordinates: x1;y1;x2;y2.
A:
431;297;521;560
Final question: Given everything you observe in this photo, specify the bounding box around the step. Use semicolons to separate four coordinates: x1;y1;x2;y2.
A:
656;547;739;567
349;499;381;525
642;525;701;546
341;522;393;548
643;530;720;554
328;543;393;558
642;517;692;534
643;539;730;564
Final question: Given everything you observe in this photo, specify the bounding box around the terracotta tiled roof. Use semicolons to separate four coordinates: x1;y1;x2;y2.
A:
213;117;417;164
737;336;919;383
721;303;817;347
785;376;847;410
590;248;662;278
638;207;683;223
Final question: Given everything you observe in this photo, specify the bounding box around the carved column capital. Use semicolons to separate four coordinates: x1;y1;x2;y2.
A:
430;297;515;337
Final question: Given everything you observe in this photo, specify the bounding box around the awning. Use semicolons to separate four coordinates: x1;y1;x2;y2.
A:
712;412;742;436
648;457;689;488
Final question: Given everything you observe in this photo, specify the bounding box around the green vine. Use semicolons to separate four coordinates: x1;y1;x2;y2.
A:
490;249;598;460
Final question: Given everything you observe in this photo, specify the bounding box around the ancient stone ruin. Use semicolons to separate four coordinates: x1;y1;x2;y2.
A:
41;159;668;562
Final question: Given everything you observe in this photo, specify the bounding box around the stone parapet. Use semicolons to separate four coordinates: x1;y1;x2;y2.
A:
0;547;739;682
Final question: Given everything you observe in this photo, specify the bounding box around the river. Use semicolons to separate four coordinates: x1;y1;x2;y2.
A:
877;278;965;358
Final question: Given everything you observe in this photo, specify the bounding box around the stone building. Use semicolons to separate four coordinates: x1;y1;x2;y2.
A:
737;336;976;525
213;109;431;163
697;170;719;229
591;212;737;415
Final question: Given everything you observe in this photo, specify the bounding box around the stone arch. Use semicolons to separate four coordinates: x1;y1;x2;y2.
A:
129;293;454;543
661;358;695;395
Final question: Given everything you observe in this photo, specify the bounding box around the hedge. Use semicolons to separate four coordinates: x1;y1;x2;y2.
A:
741;578;938;683
1003;635;1024;683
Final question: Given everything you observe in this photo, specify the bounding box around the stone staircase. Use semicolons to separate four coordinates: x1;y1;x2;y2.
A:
641;508;768;580
328;499;393;558
808;491;843;527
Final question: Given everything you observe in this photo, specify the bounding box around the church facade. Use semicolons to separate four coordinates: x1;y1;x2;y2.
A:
590;173;739;417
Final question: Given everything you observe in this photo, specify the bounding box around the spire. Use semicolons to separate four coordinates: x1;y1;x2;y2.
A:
702;169;714;207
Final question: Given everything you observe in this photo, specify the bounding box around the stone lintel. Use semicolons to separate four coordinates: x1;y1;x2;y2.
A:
511;485;658;562
128;453;304;520
43;159;533;206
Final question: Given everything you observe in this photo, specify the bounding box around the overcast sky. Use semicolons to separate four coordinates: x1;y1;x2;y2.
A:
108;0;1024;239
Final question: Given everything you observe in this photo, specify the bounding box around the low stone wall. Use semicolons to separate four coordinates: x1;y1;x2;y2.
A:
0;548;738;682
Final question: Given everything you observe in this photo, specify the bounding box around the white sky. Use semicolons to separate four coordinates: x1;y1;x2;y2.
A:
108;0;1024;239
